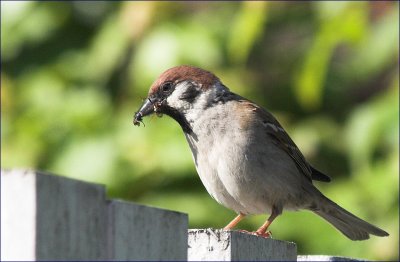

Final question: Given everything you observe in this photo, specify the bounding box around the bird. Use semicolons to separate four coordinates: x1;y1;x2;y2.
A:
133;65;389;241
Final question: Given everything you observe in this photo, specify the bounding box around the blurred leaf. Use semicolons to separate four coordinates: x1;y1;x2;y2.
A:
228;2;268;65
345;74;399;173
346;4;399;79
51;136;117;184
1;2;69;61
294;2;368;110
120;1;156;40
83;10;132;84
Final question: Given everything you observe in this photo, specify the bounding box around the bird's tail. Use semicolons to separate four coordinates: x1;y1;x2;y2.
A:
312;194;389;241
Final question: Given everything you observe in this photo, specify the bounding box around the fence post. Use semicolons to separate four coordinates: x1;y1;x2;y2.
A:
107;200;187;260
2;169;108;260
1;169;187;261
188;228;297;261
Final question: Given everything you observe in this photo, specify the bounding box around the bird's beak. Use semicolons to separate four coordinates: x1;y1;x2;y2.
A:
133;98;154;126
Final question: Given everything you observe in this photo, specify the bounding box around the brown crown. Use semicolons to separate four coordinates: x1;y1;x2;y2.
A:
148;65;220;96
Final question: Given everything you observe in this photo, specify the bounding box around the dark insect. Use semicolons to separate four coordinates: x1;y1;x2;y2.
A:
133;113;145;127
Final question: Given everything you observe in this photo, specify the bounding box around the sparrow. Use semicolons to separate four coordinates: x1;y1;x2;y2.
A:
133;65;389;240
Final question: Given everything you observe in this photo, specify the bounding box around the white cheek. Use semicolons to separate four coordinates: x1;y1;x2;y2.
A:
165;82;225;123
166;82;192;110
167;83;209;111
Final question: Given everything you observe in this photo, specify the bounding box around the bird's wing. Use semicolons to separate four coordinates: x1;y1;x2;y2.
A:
310;165;331;182
239;99;314;182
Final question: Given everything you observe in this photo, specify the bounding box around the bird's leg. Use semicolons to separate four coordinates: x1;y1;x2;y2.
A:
255;206;280;238
224;213;246;230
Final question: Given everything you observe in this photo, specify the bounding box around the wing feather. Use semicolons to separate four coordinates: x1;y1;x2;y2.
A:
240;100;314;182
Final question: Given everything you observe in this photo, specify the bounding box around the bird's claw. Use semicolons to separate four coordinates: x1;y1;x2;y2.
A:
236;229;272;238
255;230;272;238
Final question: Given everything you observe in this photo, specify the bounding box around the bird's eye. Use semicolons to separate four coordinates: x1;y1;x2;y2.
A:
161;82;173;93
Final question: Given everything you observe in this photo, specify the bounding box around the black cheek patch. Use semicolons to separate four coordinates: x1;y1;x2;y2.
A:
179;86;201;103
162;105;192;134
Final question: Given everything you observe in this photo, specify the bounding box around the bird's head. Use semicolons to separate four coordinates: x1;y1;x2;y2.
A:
133;65;228;133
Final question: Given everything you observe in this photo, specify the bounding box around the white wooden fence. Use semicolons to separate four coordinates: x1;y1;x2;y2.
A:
1;169;363;261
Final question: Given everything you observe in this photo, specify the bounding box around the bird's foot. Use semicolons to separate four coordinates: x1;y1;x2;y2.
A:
254;230;272;238
236;229;272;238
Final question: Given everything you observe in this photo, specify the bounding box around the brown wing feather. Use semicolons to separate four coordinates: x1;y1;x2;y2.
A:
239;99;314;182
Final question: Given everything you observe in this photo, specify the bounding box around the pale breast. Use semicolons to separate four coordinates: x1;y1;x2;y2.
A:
184;100;308;214
184;131;248;213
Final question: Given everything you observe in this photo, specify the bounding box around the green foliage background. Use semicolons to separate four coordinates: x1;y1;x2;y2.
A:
1;1;398;260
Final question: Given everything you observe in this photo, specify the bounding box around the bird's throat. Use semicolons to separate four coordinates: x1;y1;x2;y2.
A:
162;105;193;134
